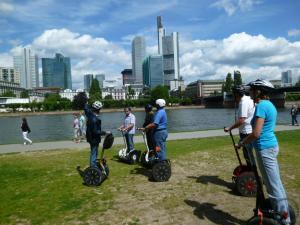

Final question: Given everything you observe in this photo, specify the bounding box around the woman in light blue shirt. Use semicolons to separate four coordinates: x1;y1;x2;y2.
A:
238;79;290;225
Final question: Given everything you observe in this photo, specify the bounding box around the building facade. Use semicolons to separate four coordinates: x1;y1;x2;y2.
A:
95;74;105;89
132;36;146;84
0;67;20;84
185;80;224;100
143;55;164;89
121;69;135;85
42;53;72;89
59;89;89;101
0;80;24;97
13;48;39;89
84;74;93;91
281;70;292;87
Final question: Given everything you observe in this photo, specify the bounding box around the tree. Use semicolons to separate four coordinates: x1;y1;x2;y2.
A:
295;81;300;87
89;78;102;99
234;70;242;86
127;85;135;99
1;91;16;97
72;92;87;110
224;73;233;92
150;85;169;102
104;94;113;100
20;90;29;98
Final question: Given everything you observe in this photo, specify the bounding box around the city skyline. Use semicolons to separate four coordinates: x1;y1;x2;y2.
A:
0;0;300;89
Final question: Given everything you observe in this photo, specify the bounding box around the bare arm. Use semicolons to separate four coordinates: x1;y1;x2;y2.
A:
238;117;264;147
225;117;246;132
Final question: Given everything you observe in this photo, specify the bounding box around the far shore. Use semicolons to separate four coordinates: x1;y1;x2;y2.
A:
0;105;205;117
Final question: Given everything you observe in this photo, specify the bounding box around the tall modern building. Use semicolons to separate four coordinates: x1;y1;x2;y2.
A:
13;48;39;89
143;55;164;88
42;53;72;89
281;70;292;87
132;36;146;84
121;69;134;85
157;16;180;87
95;74;105;89
84;74;93;91
0;67;20;84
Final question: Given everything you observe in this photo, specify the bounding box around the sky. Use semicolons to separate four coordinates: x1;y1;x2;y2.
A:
0;0;300;89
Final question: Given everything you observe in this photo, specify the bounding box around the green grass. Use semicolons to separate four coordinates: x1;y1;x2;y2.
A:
0;130;299;225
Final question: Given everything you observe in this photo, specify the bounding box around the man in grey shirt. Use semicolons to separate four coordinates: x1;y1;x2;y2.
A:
118;107;136;152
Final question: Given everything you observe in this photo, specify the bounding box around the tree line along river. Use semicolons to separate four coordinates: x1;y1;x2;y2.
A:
0;107;292;145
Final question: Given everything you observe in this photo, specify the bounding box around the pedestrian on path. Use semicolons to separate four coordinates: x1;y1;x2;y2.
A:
73;114;80;143
290;105;298;126
21;117;32;145
118;107;136;153
79;112;86;141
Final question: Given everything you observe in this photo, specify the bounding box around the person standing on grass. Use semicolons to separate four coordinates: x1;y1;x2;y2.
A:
118;107;136;153
73;114;80;143
290;105;298;126
224;85;255;167
237;79;290;225
142;104;155;151
21;117;32;145
84;101;107;167
79;112;86;141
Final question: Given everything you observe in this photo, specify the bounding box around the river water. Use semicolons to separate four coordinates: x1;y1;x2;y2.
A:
0;108;292;145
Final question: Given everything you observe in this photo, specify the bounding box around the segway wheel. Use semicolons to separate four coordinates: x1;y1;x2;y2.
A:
130;152;139;164
289;204;296;225
236;171;257;197
152;160;171;182
140;152;146;165
104;164;110;177
247;216;280;225
83;167;102;186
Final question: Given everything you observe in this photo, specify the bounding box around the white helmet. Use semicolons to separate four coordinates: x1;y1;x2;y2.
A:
155;99;166;107
92;101;103;110
247;79;274;92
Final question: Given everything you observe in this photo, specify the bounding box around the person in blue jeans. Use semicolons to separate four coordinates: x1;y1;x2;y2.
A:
142;99;168;160
84;101;107;167
118;107;136;153
237;79;290;225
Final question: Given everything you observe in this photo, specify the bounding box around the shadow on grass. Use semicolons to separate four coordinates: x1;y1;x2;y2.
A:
184;200;245;225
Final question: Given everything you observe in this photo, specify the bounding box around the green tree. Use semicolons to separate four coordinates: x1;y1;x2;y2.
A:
73;92;88;110
20;90;29;98
234;70;242;86
295;81;300;87
89;78;102;99
104;94;113;100
224;73;233;92
1;90;16;97
127;85;135;99
150;85;169;102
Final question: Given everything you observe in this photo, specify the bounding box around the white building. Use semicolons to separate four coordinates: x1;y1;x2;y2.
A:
0;67;20;84
59;89;89;101
13;48;39;89
102;87;126;100
125;84;144;100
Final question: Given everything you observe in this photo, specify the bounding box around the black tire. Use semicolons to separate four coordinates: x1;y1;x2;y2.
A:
289;204;296;225
236;171;257;197
140;152;146;165
152;161;171;182
104;164;109;177
83;167;102;186
247;216;280;225
130;152;138;164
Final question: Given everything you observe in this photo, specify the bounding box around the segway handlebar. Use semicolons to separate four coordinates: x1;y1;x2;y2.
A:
224;127;243;166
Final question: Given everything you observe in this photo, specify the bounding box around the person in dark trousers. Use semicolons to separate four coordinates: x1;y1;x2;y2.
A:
290;105;298;126
21;117;32;145
84;101;107;167
142;104;155;151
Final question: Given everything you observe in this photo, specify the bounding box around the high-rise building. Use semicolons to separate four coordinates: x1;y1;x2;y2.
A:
84;74;93;91
143;55;164;88
13;48;39;89
42;53;72;89
0;67;20;84
132;36;146;84
121;69;134;85
281;70;292;87
157;16;180;87
95;74;105;89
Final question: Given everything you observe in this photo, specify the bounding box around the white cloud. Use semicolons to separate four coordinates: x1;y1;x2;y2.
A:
0;52;13;67
211;0;262;16
288;29;300;37
0;1;14;13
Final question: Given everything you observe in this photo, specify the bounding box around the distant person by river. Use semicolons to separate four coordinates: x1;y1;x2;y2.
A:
290;105;298;126
21;117;32;145
73;114;80;143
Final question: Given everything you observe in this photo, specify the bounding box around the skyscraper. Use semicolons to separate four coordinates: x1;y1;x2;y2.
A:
143;55;164;88
157;16;180;87
13;48;39;89
95;74;105;89
281;70;292;87
132;36;146;84
84;74;94;91
42;53;72;89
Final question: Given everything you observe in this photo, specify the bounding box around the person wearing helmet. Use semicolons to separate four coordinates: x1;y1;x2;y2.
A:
142;104;155;151
142;99;168;160
224;85;255;167
237;79;290;224
84;101;106;167
118;107;136;153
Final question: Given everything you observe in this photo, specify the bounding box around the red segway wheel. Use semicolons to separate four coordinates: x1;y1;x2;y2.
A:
236;171;257;197
247;216;280;225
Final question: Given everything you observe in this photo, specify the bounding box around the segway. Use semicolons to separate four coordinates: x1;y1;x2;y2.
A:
246;145;296;225
118;130;140;164
77;133;114;186
227;129;257;197
138;129;171;182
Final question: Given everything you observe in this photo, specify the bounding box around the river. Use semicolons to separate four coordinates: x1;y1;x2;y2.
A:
0;107;292;145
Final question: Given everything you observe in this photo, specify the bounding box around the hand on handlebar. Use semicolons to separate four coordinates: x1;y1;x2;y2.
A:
137;127;146;132
224;127;230;132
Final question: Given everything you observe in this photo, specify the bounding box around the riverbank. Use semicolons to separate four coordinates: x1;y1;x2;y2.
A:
0;129;299;225
0;105;205;117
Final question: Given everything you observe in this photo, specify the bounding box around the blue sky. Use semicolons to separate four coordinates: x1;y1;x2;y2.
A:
0;0;300;88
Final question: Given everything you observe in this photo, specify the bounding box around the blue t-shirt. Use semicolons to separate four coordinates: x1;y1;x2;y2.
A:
154;108;167;130
251;100;278;150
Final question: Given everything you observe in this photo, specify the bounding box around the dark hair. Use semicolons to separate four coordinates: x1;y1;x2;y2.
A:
232;85;245;97
144;104;153;112
124;107;131;112
22;117;27;123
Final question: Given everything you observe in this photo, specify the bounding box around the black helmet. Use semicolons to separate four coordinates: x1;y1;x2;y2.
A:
232;85;245;96
247;79;274;93
144;104;153;112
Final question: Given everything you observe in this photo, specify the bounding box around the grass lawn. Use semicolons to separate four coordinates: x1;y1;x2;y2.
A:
0;130;299;225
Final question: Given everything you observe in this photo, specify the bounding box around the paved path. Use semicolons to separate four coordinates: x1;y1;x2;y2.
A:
1;125;299;154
